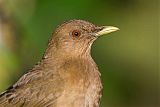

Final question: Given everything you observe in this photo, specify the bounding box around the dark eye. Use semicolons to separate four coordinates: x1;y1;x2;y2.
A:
72;30;81;37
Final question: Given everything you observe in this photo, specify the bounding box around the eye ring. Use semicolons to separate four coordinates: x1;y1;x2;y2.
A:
72;30;81;37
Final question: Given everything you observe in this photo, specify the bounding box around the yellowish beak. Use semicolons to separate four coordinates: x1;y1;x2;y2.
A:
95;26;119;36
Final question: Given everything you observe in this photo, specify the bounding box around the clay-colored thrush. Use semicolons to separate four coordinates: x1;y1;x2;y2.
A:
0;20;119;107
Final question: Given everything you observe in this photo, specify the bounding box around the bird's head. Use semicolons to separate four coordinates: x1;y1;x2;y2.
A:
45;20;119;58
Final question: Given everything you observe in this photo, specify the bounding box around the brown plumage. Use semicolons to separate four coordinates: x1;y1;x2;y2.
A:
0;20;119;107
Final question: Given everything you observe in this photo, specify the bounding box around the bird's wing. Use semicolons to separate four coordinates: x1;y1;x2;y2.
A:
0;67;64;107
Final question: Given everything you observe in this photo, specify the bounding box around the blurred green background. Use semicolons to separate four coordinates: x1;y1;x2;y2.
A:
0;0;159;107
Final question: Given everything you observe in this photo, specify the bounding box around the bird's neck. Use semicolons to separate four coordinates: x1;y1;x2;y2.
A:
42;52;93;69
43;44;93;63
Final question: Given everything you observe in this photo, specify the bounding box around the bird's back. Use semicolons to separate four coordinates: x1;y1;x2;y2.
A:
0;63;64;107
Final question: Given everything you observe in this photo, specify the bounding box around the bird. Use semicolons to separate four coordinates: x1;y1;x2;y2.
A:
0;19;119;107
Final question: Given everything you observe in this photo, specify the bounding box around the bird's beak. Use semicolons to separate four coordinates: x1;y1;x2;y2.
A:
94;26;119;37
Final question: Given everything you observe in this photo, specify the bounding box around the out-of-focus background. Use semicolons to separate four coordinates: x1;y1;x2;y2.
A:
0;0;159;107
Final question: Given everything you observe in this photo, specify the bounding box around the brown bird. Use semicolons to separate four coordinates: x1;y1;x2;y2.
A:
0;20;119;107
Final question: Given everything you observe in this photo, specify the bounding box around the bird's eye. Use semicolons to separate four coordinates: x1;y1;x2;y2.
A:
72;30;81;37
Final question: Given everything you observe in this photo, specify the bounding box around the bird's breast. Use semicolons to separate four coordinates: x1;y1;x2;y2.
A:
56;58;102;107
